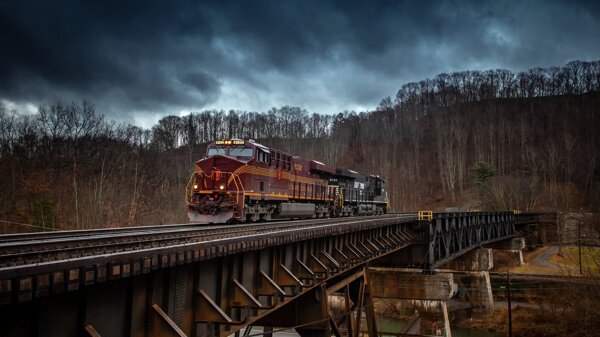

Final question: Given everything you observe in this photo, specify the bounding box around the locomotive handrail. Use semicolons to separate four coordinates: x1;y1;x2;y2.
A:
229;172;245;193
229;172;245;213
337;187;344;207
185;173;197;204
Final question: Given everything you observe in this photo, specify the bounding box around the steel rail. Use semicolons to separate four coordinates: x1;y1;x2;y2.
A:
0;213;414;248
0;214;416;268
0;212;415;243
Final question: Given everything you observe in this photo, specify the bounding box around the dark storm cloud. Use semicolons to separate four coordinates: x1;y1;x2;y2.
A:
0;1;221;120
0;0;599;125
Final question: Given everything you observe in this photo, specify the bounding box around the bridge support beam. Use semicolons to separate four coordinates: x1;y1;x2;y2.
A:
253;266;378;337
368;268;455;337
443;248;495;314
292;286;331;337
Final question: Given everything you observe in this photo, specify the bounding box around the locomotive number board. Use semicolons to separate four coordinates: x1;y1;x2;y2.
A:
215;139;245;145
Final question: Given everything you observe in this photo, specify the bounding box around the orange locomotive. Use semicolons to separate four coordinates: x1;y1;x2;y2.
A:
186;139;389;223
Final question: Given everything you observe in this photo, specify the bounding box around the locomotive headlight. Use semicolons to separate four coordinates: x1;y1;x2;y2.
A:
193;184;199;189
219;184;225;190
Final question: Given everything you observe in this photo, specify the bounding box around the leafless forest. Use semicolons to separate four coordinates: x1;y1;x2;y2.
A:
1;60;598;231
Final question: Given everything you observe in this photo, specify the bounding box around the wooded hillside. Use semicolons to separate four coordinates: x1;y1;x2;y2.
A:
1;60;598;231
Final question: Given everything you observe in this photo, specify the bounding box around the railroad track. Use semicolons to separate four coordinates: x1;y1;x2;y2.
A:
0;213;416;269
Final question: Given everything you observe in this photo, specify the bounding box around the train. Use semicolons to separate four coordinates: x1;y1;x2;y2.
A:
186;139;389;223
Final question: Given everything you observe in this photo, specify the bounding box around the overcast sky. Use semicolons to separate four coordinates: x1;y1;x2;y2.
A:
1;0;599;127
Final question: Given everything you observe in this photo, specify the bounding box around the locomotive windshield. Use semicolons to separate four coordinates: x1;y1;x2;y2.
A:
229;148;253;157
207;148;227;156
207;146;254;159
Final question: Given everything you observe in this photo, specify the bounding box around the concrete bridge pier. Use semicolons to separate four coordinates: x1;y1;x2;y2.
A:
410;300;451;337
444;248;494;314
368;268;455;337
492;238;525;267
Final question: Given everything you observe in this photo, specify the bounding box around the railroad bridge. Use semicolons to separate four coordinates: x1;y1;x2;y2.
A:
0;212;548;337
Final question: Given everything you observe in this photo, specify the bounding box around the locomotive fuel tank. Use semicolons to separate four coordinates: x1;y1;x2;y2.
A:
276;203;316;218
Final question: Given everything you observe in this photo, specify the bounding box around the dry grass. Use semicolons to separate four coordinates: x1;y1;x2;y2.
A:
458;305;576;337
498;245;600;275
548;246;600;274
509;262;561;275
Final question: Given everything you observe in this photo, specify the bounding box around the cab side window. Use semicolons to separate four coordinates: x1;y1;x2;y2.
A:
257;149;269;164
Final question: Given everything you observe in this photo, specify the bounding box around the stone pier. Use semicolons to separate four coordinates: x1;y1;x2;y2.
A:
444;248;495;314
492;238;525;266
368;268;456;337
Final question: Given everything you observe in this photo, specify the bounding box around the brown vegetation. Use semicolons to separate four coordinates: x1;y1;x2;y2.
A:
509;271;600;337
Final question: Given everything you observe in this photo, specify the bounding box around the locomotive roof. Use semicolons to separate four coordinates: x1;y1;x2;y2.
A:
309;160;336;174
252;142;270;153
335;168;361;180
249;140;291;156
